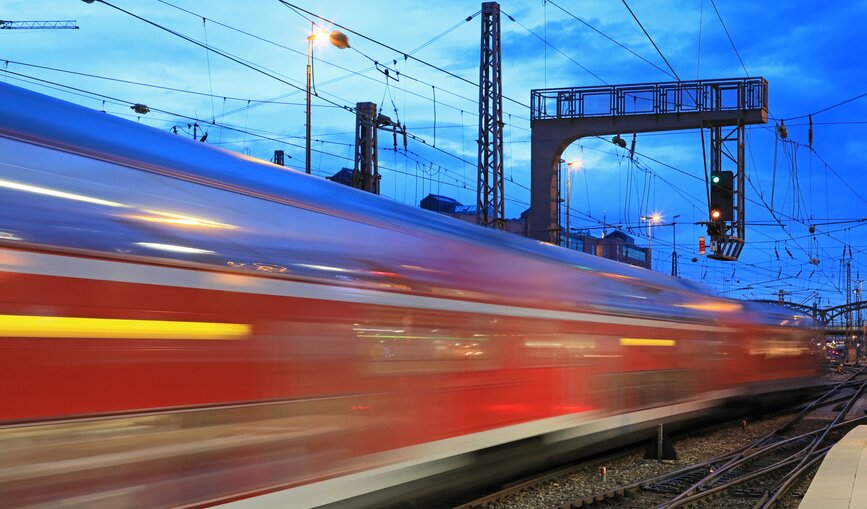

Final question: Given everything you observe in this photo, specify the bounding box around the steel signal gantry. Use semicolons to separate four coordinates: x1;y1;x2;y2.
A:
529;78;768;261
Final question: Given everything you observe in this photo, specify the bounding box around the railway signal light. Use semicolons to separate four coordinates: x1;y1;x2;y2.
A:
707;221;723;237
709;170;734;223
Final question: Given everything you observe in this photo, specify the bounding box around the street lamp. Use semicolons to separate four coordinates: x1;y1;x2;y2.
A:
306;24;350;175
640;213;661;269
671;214;681;277
566;159;581;249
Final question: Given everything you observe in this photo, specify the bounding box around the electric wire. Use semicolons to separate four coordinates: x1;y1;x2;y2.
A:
276;1;531;111
546;0;676;79
620;0;681;81
499;9;608;85
708;0;749;77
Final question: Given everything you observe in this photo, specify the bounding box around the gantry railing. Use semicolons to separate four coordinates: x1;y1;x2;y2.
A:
531;77;767;121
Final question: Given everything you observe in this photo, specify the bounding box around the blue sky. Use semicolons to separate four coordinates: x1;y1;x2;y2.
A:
4;0;867;309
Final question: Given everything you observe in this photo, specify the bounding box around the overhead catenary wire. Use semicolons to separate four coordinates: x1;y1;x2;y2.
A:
620;0;682;81
152;0;533;128
500;9;608;85
0;59;324;107
786;91;867;121
91;0;353;112
546;0;676;80
708;0;749;77
277;0;531;111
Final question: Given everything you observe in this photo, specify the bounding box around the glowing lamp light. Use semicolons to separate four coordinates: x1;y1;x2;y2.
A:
712;175;720;184
309;29;350;49
711;210;721;220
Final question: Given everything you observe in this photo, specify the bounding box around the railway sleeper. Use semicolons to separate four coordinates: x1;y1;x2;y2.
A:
561;488;625;508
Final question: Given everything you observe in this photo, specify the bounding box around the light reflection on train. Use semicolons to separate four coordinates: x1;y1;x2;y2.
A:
0;82;822;509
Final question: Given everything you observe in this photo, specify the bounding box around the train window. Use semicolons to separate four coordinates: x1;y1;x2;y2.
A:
519;334;600;366
356;318;500;375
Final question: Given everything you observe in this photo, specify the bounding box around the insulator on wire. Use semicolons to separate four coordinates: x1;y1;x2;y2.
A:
612;134;627;148
777;120;788;140
808;114;813;148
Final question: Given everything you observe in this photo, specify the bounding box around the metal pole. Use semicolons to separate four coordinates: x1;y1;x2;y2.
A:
672;214;680;277
558;159;563;246
647;218;652;270
305;22;313;175
566;170;571;249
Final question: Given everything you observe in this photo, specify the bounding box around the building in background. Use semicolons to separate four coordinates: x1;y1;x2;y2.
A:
562;229;650;269
326;168;354;187
420;193;650;269
419;194;526;235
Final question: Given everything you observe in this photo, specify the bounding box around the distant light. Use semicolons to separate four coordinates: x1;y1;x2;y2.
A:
567;159;582;170
135;242;214;254
711;210;721;219
0;178;126;207
712;175;720;184
651;213;661;223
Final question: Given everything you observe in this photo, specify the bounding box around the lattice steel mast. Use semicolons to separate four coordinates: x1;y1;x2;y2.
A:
477;1;504;228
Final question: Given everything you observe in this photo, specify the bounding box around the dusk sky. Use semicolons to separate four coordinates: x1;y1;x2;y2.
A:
5;0;867;309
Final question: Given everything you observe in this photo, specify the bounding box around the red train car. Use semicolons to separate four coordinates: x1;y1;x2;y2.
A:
0;83;822;508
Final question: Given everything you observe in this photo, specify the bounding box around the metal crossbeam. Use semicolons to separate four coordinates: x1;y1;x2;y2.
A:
531;77;767;122
0;20;78;30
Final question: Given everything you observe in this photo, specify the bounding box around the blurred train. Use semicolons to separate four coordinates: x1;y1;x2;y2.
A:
0;82;822;508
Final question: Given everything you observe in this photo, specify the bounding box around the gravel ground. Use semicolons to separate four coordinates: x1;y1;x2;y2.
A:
487;413;796;509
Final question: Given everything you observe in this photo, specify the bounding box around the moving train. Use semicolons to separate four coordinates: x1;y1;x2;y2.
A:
0;82;822;508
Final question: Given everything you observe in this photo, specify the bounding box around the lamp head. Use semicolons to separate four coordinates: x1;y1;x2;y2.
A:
309;29;350;49
329;30;350;49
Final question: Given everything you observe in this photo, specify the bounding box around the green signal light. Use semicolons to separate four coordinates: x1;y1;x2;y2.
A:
712;175;720;183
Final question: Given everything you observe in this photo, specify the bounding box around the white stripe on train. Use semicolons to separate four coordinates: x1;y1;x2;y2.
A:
0;247;730;333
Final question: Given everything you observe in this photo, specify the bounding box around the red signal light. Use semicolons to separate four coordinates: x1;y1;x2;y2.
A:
710;210;721;220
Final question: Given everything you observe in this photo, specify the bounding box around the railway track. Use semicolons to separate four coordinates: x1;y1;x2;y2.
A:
451;368;867;509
